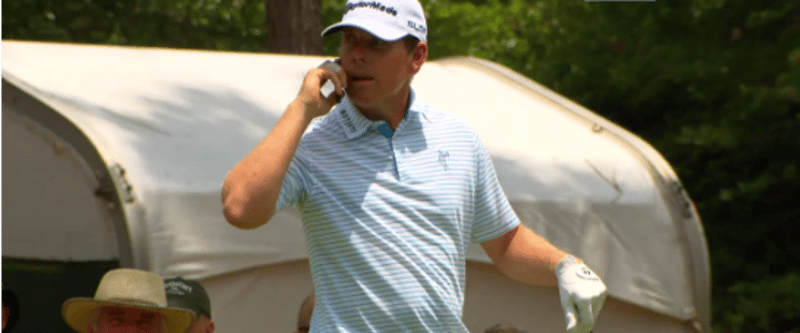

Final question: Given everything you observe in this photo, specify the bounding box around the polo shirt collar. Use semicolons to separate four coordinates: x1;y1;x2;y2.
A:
337;89;426;140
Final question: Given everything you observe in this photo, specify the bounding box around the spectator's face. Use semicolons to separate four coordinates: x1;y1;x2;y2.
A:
185;315;215;333
90;306;164;333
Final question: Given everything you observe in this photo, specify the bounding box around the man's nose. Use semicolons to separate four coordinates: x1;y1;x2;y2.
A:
348;42;367;63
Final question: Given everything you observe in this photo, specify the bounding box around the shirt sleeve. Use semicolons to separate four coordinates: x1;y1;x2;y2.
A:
275;152;308;212
470;136;521;243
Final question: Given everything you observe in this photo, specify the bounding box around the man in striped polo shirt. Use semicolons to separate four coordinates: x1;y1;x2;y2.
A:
222;0;607;332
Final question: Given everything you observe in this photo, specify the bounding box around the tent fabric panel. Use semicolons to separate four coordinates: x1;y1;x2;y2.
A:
514;201;693;320
2;109;119;261
198;260;315;333
144;191;308;279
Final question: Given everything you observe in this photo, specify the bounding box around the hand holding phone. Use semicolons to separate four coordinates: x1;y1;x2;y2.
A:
320;59;345;102
295;59;346;119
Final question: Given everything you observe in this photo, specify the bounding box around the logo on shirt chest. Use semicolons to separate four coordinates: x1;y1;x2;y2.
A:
438;150;450;171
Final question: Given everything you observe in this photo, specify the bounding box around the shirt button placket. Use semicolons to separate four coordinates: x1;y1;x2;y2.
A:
393;138;405;182
375;122;401;181
389;137;401;181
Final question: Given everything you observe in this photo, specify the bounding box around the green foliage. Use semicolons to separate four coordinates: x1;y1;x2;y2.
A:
2;0;267;51
321;0;347;55
3;0;799;331
714;273;800;333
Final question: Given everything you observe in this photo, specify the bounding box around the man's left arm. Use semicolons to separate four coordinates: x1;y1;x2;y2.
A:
481;225;607;333
480;225;567;286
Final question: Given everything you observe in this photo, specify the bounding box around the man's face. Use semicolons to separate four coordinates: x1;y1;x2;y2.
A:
91;306;164;333
339;27;422;110
185;315;215;333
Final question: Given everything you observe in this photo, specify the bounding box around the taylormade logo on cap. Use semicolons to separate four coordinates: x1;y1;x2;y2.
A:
322;0;427;42
344;2;399;16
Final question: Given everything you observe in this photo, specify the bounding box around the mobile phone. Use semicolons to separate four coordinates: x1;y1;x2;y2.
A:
321;80;336;99
320;59;344;101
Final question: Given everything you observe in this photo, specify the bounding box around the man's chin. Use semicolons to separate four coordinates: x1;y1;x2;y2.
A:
347;93;377;109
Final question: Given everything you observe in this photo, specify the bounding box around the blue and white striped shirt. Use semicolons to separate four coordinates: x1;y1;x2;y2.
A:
276;90;520;332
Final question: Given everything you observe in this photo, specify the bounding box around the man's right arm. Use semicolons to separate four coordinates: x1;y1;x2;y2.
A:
221;63;346;229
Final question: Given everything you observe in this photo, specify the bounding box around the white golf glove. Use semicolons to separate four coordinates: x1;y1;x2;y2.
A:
555;255;607;333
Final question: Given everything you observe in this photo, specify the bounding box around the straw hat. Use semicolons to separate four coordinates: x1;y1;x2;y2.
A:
62;268;196;332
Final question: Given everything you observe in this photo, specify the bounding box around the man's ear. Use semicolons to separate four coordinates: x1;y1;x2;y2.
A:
410;41;428;75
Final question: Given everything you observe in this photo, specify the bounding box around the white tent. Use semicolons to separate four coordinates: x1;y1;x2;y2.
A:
2;40;710;332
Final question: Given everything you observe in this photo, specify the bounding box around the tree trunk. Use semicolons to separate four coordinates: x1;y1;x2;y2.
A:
266;0;323;55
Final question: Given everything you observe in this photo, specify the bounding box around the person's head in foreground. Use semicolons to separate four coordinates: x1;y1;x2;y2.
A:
295;292;315;333
321;0;428;116
2;289;20;332
61;268;195;333
484;323;529;333
164;277;215;333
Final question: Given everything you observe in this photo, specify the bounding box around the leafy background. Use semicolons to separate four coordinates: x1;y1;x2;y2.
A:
3;0;799;332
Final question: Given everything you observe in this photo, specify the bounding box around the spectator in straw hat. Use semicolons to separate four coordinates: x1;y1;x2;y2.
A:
61;268;195;333
164;277;215;333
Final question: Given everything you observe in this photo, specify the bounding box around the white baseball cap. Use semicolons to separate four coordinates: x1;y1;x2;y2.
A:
321;0;427;42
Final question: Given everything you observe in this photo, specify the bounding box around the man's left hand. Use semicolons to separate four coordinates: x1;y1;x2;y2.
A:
555;255;607;333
